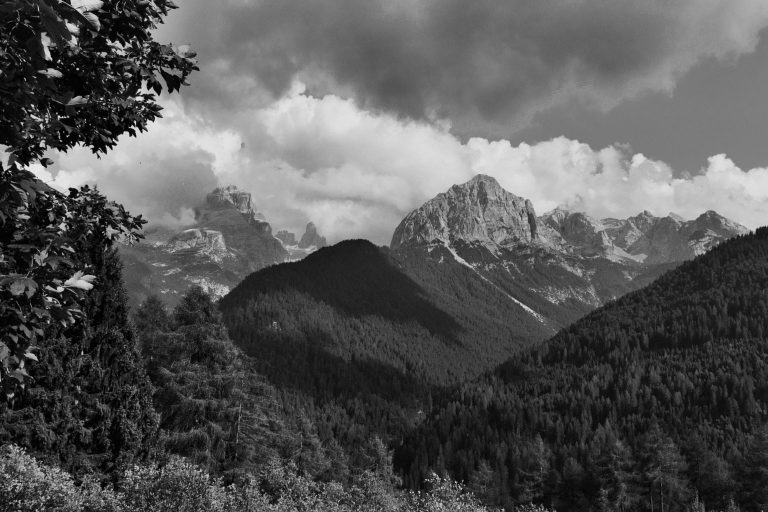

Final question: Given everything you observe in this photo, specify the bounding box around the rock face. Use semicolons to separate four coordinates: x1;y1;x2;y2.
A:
275;230;297;246
298;222;327;249
391;174;748;329
543;208;749;264
391;174;538;250
206;185;265;220
121;186;325;307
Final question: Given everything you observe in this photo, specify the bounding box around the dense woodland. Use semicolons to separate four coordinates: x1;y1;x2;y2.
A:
218;239;560;474
397;228;768;511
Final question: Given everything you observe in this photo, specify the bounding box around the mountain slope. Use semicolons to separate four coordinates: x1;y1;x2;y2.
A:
397;227;768;511
391;174;747;330
220;239;555;387
218;239;559;475
121;186;328;307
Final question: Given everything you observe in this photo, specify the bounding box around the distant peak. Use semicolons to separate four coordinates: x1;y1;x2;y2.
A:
299;221;327;249
668;212;684;222
459;173;503;189
468;173;498;183
206;185;267;222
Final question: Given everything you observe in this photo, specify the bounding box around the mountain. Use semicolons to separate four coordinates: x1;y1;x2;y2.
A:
120;186;326;307
397;227;768;511
299;221;328;249
217;238;559;470
276;222;328;260
220;239;554;387
391;174;747;329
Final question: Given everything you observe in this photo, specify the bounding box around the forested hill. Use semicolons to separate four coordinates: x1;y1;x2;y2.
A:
397;227;768;511
220;238;554;387
218;238;555;480
530;226;768;367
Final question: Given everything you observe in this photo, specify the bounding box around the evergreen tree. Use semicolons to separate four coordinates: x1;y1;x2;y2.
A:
740;426;768;511
0;244;158;477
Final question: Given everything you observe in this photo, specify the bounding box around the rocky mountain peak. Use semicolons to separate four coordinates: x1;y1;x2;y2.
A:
275;230;297;246
299;222;327;249
206;185;266;221
391;173;540;251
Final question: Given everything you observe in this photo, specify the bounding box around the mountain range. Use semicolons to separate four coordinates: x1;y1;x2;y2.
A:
391;174;747;330
120;185;326;307
124;175;747;385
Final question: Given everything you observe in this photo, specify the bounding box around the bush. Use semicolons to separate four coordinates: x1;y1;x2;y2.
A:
0;443;517;512
0;444;85;512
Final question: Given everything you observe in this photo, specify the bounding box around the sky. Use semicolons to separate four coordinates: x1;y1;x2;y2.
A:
34;0;768;244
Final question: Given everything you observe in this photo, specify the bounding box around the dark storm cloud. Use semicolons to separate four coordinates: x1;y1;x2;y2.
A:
162;0;768;135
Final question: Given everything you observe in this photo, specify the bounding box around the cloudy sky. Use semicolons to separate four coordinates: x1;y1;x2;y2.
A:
36;0;768;244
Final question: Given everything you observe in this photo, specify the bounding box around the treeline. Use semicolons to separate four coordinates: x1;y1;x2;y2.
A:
397;228;768;511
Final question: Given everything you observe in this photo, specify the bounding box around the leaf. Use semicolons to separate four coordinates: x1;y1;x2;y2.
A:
38;68;63;78
81;11;101;31
66;95;89;106
63;271;96;290
40;33;53;61
24;352;38;362
71;0;104;12
176;44;196;59
10;368;29;382
8;278;37;297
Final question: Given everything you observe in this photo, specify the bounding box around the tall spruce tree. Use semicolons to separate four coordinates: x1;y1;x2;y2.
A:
0;217;158;476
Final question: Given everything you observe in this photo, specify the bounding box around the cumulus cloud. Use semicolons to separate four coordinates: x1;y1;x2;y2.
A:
33;98;237;227
37;88;768;245
158;0;768;136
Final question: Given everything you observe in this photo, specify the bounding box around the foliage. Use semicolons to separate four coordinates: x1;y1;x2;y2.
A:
0;0;196;400
398;228;768;511
0;443;514;512
219;240;559;480
0;182;144;400
136;288;328;481
0;240;159;477
0;444;122;512
0;0;197;165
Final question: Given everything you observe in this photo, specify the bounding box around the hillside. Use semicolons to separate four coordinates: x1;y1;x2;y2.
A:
218;239;558;469
397;227;768;511
220;239;555;388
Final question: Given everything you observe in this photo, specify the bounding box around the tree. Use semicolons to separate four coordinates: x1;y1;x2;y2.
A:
0;0;197;399
595;439;639;512
173;286;221;327
470;459;500;506
133;295;170;335
0;237;159;476
740;426;768;511
518;434;550;503
640;427;689;512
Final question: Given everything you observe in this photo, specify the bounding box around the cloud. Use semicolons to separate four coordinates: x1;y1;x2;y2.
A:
158;0;768;136
33;98;235;227
35;89;768;246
